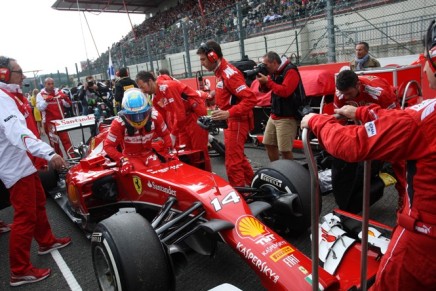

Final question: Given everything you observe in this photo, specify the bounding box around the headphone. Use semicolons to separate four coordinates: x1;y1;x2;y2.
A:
200;43;219;63
425;20;436;76
0;56;11;83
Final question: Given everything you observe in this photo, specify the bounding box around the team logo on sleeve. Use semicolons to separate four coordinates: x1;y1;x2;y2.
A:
364;121;377;137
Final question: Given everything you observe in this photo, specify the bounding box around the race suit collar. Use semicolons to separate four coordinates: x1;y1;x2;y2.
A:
0;82;22;94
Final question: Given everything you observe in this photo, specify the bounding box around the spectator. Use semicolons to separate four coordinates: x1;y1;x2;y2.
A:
114;67;138;113
78;75;102;115
0;56;71;287
30;89;44;136
36;78;74;158
103;88;172;172
256;51;303;161
197;40;257;186
136;71;211;171
350;41;381;71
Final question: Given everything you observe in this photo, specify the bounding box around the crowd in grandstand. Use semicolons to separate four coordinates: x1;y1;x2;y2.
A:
88;0;356;72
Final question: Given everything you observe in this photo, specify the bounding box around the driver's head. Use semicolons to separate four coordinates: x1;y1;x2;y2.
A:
121;88;152;129
335;70;360;100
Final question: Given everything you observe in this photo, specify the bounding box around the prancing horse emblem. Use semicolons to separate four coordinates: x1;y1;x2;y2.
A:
132;176;142;195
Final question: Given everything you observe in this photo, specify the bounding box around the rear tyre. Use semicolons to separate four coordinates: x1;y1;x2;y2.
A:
251;160;317;234
91;213;175;291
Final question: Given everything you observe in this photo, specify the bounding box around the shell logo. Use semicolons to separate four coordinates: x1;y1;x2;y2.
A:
236;215;268;239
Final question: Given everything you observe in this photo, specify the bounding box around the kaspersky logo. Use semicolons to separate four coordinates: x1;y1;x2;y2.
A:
236;215;275;245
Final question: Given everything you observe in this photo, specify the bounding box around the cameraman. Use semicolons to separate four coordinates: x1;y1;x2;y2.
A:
78;75;102;115
257;51;302;161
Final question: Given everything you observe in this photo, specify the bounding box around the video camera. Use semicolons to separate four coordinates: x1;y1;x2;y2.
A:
243;63;269;78
197;116;228;130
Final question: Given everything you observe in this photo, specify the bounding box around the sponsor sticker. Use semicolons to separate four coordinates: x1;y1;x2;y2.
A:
147;180;176;196
223;66;237;78
270;246;295;262
91;232;102;243
236;242;279;284
236;215;276;245
364;121;377;137
235;85;246;93
4;114;16;122
283;254;300;268
260;173;282;188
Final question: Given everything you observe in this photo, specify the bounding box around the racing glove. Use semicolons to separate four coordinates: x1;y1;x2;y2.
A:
119;157;133;175
164;149;178;162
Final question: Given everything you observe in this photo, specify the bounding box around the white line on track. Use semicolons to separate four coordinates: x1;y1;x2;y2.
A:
51;250;82;291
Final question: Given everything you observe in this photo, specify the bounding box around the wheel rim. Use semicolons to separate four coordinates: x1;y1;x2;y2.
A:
94;245;117;291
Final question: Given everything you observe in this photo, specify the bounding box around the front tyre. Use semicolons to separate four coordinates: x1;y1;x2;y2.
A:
91;213;175;291
251;160;317;234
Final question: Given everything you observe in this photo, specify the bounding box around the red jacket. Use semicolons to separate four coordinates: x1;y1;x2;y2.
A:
309;100;436;226
213;58;257;117
152;79;207;136
259;60;300;119
36;88;72;122
104;110;172;163
334;75;399;109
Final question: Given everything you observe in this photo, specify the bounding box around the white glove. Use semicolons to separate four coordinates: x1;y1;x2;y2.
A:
170;134;176;147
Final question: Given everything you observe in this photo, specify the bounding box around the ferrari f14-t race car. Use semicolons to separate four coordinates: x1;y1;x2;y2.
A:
45;114;390;291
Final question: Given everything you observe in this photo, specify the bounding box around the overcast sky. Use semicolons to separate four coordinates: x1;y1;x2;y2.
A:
2;0;144;76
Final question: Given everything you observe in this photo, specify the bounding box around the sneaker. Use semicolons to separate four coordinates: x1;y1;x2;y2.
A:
38;237;72;255
10;267;51;286
0;220;11;233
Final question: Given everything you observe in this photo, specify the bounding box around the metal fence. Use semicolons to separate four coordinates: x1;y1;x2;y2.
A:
26;0;436;89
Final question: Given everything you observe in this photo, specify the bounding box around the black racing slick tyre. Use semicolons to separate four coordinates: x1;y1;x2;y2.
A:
251;160;317;234
38;166;58;195
91;213;175;291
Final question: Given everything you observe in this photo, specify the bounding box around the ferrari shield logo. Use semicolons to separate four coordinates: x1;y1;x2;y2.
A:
132;176;142;195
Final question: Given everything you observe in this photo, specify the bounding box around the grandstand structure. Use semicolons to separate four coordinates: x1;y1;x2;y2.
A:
52;0;436;82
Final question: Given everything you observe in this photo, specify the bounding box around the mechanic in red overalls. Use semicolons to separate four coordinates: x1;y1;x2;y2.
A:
300;22;436;287
135;71;211;171
334;69;400;110
332;69;404;213
103;88;172;174
0;56;71;286
36;77;74;157
197;40;257;187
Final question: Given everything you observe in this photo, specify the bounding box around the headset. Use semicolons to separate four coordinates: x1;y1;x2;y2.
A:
200;43;219;63
0;56;11;83
425;20;436;76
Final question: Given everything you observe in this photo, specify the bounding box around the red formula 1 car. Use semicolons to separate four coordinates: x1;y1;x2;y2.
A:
45;113;390;290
